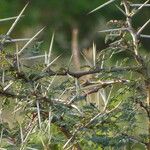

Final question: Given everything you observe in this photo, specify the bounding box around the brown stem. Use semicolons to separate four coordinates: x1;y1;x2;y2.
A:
33;66;142;81
71;27;80;71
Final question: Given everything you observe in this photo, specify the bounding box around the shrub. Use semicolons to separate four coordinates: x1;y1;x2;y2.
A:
0;1;150;150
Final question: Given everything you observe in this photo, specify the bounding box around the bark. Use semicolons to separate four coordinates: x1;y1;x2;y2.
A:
71;27;80;71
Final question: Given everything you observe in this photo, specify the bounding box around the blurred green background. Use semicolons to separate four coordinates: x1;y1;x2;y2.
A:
0;0;149;55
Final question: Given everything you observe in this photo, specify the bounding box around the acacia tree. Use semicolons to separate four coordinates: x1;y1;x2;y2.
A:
0;0;150;150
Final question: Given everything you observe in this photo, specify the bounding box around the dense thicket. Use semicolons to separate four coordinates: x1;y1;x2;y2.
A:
0;1;150;150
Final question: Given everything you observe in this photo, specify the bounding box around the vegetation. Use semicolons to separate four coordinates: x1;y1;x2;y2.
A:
0;0;150;150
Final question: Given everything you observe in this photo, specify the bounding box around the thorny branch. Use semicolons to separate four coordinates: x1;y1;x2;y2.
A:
123;0;150;149
0;1;150;149
32;66;142;81
63;99;123;149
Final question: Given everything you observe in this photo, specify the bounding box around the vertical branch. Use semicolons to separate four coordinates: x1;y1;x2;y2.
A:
123;1;150;149
122;0;144;67
71;27;80;71
123;1;138;55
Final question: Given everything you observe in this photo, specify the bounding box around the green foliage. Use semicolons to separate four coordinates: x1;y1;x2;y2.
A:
0;0;150;150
